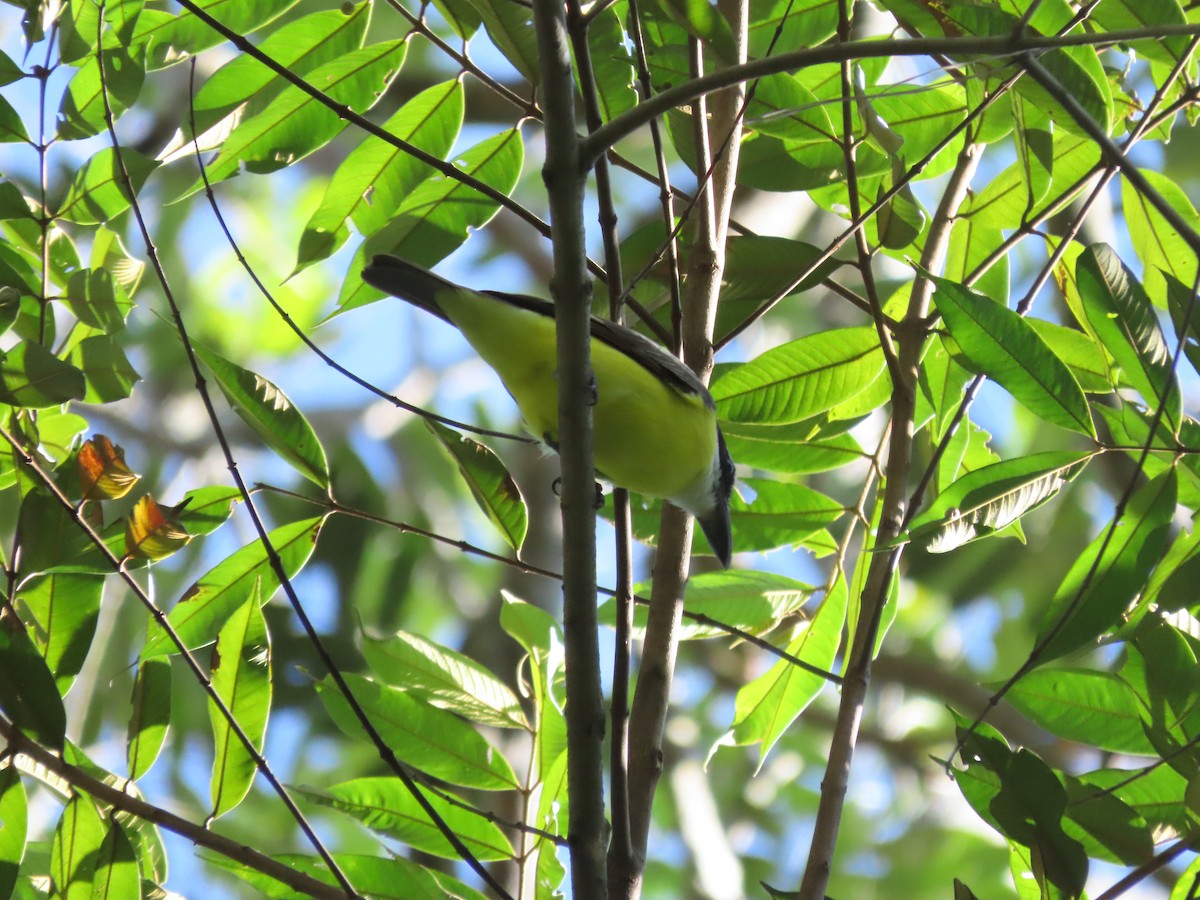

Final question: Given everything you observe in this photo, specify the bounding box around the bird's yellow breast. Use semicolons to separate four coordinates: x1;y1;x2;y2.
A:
438;291;716;502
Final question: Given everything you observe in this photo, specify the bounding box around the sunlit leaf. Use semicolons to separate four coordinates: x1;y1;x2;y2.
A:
57;46;145;141
903;451;1094;552
317;673;519;790
1076;244;1181;434
931;276;1094;436
90;818;138;900
296;78;464;271
209;592;271;820
194;343;330;489
725;575;846;764
188;41;406;191
66;335;140;403
340;127;525;314
142;517;321;658
19;573;103;694
50;796;105;900
127;657;171;781
1002;669;1156;755
56;146;157;225
427;421;525;552
299;778;514;861
712;327;886;424
363;630;528;730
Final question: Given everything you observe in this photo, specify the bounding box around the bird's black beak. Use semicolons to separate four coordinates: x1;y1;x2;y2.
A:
696;500;732;568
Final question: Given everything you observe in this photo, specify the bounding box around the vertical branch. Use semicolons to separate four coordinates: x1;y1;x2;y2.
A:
797;118;982;897
564;4;638;874
531;0;607;896
619;0;747;895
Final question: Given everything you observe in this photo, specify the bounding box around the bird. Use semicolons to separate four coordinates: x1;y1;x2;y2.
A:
361;254;736;567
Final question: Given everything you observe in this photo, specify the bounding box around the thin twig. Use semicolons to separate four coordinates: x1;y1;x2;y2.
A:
0;719;346;900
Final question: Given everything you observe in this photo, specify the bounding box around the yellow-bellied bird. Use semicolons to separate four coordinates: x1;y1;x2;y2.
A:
362;255;735;566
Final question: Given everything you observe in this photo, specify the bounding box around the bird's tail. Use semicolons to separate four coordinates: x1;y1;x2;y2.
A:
361;254;458;324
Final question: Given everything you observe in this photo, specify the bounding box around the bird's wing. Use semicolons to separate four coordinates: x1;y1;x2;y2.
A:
481;290;715;409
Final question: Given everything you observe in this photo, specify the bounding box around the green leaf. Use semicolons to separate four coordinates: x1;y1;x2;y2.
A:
0;340;87;407
1002;669;1156;755
14;491;100;577
599;569;814;640
1061;775;1151;867
18;574;103;694
1088;0;1189;66
0;767;26;900
317;673;520;790
953;718;1088;898
90;819;138;900
209;594;271;819
296;79;464;270
56;146;157;225
0;614;66;750
655;0;735;60
726;575;846;763
726;478;844;553
339;127;525;314
427;421;526;552
747;72;834;144
1165;273;1200;377
1021;44;1112;137
207;852;489;900
189;41;406;191
1026;318;1113;394
1010;97;1053;221
142;517;323;658
1036;470;1177;662
945;214;1008;317
430;0;481;38
1076;244;1181;434
1081;764;1190;839
57;46;145;141
1121;172;1200;308
585;3;637;121
0;49;23;86
299;778;514;861
50;797;106;900
1125;623;1200;767
59;0;141;64
193;343;330;489
127;657;171;781
902;451;1094;552
712;327;886;424
961;131;1100;231
65;335;140;402
362;630;528;730
177;485;243;537
0;93;29;142
931;276;1095;436
134;0;301;69
463;0;541;81
64;268;135;334
720;423;863;474
188;3;371;136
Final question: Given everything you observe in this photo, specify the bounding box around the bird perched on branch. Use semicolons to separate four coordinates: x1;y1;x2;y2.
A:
362;254;735;566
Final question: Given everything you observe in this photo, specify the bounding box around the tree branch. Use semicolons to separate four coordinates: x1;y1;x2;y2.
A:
531;0;608;894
